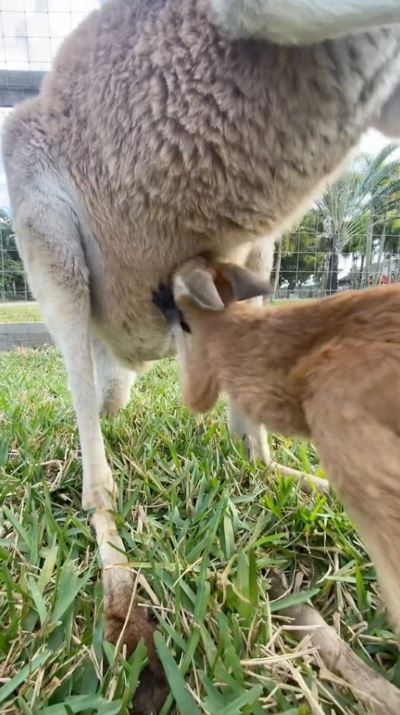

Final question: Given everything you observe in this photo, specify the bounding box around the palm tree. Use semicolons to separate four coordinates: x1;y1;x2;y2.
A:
312;144;400;293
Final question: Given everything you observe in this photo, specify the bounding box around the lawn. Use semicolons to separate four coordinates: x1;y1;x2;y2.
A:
0;349;398;715
0;303;42;324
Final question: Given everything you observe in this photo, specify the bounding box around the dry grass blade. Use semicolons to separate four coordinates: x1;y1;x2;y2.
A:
270;575;400;715
268;461;330;494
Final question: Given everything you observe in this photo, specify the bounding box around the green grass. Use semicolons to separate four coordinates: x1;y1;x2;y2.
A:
0;349;398;715
0;303;42;324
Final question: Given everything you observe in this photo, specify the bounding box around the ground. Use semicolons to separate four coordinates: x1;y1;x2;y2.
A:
0;349;399;714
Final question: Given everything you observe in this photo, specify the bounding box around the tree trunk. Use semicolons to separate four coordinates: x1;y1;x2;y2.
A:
358;253;365;288
326;233;339;294
365;217;374;286
375;220;387;285
350;252;358;289
273;240;282;299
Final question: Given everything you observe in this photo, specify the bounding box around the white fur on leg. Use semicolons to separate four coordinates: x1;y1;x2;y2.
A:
91;334;135;417
37;278;133;611
10;177;136;669
92;509;129;568
228;397;271;464
28;268;117;513
61;332;116;511
212;0;400;45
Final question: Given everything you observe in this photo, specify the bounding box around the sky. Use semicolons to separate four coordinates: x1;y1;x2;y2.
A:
359;129;391;154
0;2;394;209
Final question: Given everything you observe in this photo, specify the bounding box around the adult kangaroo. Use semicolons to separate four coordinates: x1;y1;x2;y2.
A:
3;0;400;711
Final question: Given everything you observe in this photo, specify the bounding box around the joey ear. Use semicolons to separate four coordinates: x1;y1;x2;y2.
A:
219;263;272;302
174;269;225;311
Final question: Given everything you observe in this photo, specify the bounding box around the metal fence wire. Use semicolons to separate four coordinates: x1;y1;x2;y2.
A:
0;1;100;72
272;232;400;301
0;0;399;304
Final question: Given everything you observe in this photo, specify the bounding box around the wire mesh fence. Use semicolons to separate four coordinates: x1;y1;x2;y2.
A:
272;228;400;301
0;216;31;301
0;0;100;71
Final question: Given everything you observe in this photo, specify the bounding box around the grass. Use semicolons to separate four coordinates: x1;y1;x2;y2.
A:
0;303;42;324
0;348;398;715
